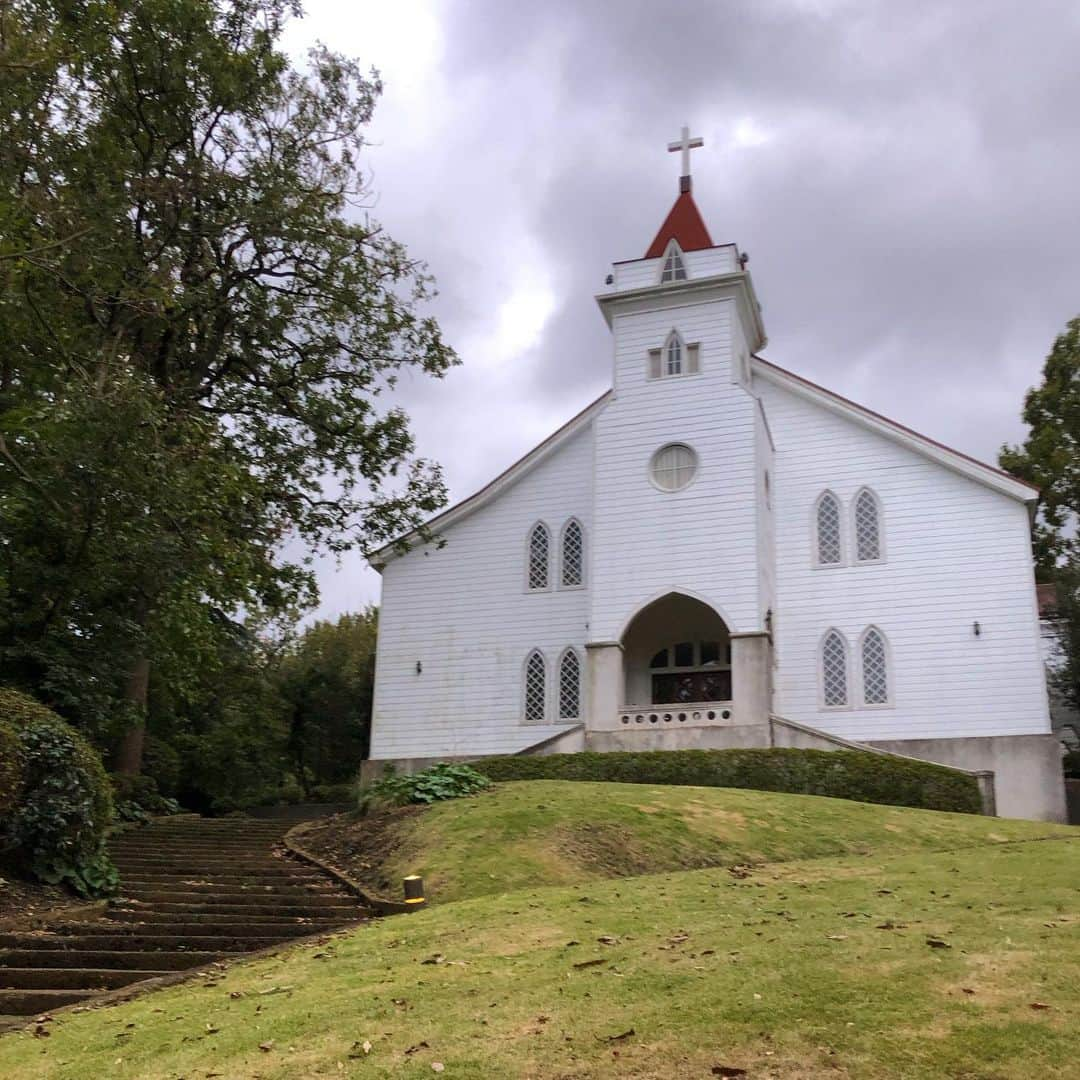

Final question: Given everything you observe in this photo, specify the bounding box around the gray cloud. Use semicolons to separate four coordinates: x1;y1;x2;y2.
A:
290;0;1080;618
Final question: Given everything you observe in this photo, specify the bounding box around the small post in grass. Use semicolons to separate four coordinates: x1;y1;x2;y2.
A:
403;874;426;908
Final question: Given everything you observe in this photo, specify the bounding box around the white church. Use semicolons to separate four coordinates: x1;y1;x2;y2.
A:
366;130;1065;822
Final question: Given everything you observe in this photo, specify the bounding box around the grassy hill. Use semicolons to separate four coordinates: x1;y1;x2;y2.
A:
1;784;1076;1079
301;779;1073;904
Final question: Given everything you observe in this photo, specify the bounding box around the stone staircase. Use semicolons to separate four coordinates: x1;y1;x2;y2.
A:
0;815;369;1019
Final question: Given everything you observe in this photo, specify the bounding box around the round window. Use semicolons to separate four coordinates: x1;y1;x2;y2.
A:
650;443;698;491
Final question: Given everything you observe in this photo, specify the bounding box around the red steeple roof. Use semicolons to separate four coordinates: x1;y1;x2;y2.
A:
644;181;714;258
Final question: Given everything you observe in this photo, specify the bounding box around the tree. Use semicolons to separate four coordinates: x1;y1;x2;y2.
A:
1000;316;1080;577
278;608;378;793
0;0;456;768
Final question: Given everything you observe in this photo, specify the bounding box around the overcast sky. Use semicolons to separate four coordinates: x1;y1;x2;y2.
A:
284;0;1080;621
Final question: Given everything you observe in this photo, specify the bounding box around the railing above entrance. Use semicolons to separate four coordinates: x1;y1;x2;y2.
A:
618;702;735;728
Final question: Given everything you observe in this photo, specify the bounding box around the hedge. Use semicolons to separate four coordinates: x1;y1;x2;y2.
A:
473;748;983;814
0;688;118;895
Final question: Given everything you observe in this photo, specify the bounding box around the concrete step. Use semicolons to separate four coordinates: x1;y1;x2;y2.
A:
0;931;287;952
56;920;347;939
0;949;227;971
115;888;354;907
117;881;339;899
0;968;170;990
111;900;361;918
0;988;98;1015
115;870;327;886
105;908;344;926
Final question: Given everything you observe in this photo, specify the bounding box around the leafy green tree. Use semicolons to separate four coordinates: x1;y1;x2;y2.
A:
0;0;455;769
278;608;378;793
1000;316;1080;577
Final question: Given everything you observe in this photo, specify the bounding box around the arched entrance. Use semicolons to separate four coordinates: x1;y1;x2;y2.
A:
621;593;732;707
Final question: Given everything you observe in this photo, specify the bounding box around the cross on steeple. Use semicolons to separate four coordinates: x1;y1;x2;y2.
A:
667;125;703;191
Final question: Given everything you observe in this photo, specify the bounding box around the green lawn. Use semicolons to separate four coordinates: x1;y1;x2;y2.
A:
355;779;1073;903
2;785;1077;1079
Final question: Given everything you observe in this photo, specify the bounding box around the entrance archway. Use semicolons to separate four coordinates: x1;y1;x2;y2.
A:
620;593;731;707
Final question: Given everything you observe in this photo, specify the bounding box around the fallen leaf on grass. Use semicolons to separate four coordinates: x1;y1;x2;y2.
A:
258;1040;275;1052
961;988;976;995
572;958;607;970
421;953;445;965
712;1067;748;1077
597;935;619;945
404;1041;430;1055
827;934;848;941
926;937;952;949
1030;1002;1052;1010
601;1028;635;1043
346;1040;373;1058
432;1064;445;1074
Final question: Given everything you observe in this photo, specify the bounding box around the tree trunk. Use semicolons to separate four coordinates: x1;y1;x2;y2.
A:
115;654;150;775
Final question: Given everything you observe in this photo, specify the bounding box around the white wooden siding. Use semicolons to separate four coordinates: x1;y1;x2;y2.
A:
759;378;1050;741
611;246;739;291
589;296;763;640
369;426;595;760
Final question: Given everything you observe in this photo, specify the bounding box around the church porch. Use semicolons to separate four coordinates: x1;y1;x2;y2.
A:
585;592;772;747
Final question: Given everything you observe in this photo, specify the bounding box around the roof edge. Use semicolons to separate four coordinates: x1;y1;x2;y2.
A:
369;391;612;571
752;356;1038;502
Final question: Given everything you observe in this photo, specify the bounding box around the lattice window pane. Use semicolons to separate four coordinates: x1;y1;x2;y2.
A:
561;520;584;586
822;630;848;707
817;493;842;565
528;523;549;590
525;651;546;723
559;650;581;720
854;490;881;562
665;333;682;375
862;629;888;705
661;247;687;283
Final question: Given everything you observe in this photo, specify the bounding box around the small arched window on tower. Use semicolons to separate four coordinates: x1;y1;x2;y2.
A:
648;331;700;380
527;522;550;591
558;649;581;721
660;240;688;283
861;627;890;705
821;629;849;708
815;491;843;566
853;488;883;563
524;650;547;723
560;519;584;587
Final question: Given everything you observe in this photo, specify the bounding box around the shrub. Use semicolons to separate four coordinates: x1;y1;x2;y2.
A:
142;736;182;798
0;688;118;896
0;720;23;819
1063;750;1080;780
109;772;181;822
472;748;983;815
361;762;492;811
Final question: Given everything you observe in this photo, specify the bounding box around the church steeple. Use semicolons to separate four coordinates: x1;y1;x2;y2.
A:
644;125;714;258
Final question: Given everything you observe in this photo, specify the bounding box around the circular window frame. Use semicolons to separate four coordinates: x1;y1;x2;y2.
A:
649;442;699;493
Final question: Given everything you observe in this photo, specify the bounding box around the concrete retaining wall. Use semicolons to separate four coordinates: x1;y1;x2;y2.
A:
867;734;1065;822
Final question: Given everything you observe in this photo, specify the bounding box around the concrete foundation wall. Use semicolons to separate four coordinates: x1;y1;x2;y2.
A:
585;723;769;753
868;734;1066;822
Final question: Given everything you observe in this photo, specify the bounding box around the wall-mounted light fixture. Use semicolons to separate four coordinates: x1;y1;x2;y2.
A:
973;621;981;638
415;660;423;675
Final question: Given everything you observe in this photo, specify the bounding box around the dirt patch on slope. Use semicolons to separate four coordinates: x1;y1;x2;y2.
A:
554;822;720;879
297;806;427;896
0;860;82;931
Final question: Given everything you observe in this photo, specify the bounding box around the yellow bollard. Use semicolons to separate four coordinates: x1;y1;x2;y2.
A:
403;874;426;907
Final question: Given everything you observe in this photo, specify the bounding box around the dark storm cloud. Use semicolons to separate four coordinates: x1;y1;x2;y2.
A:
291;0;1080;614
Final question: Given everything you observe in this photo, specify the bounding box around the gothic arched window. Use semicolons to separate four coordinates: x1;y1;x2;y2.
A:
861;627;889;705
527;522;550;591
821;629;849;707
660;241;687;283
815;491;843;566
558;649;581;721
853;488;883;563
524;650;547;723
561;519;584;587
664;330;683;376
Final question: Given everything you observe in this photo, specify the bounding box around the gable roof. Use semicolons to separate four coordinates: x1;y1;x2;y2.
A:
368;391;611;570
644;190;714;258
752;355;1038;503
